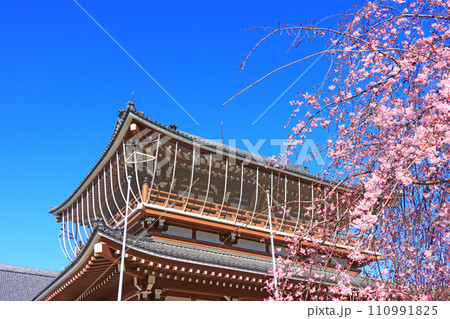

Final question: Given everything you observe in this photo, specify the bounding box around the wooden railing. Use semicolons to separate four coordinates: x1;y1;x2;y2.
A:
145;188;375;252
106;197;139;228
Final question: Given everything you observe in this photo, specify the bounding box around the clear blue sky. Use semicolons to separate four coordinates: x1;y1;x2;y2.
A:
0;0;358;270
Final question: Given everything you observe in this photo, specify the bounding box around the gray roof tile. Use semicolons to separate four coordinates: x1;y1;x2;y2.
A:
0;264;59;301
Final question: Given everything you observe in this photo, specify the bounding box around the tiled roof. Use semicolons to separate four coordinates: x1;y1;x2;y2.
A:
49;103;320;215
0;264;59;301
95;221;374;288
35;220;376;300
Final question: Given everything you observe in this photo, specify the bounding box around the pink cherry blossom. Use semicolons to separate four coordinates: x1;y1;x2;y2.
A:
236;0;450;301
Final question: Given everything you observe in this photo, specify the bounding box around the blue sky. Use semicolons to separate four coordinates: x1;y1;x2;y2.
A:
0;0;358;270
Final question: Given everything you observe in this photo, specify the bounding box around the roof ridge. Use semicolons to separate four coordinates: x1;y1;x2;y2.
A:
0;269;58;277
0;264;59;277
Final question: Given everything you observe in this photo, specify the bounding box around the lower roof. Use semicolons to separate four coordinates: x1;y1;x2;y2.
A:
34;220;376;300
0;264;60;301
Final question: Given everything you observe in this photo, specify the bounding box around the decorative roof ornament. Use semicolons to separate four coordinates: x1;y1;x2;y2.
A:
126;101;136;111
113;101;144;137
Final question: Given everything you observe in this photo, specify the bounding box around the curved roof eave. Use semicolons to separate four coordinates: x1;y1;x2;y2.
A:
49;111;135;215
50;109;334;216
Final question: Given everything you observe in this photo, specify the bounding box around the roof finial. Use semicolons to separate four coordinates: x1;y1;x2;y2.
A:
126;96;135;111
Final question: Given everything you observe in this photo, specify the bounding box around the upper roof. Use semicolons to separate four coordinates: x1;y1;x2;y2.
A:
49;103;324;215
0;264;59;301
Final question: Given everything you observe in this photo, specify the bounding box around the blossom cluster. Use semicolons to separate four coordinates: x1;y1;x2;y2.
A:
258;0;450;301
